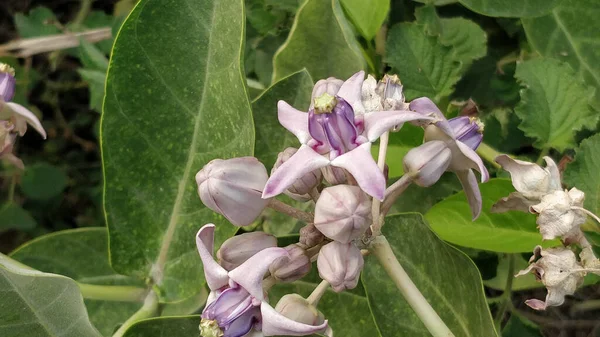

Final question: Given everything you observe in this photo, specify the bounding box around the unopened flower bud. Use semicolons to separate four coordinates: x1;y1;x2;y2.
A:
376;74;407;111
0;64;15;102
300;224;325;247
312;77;344;102
196;157;269;226
530;188;587;240
314;185;371;243
270;244;311;283
516;246;585;310
321;166;347;185
275;294;325;326
273;147;322;201
216;231;277;271
403;141;452;187
317;241;364;292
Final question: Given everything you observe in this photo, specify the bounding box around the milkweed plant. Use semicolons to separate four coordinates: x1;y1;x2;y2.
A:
2;0;600;337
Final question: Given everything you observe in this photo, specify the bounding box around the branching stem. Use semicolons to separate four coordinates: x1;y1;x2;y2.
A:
371;132;389;237
370;235;454;337
493;254;515;329
112;291;160;337
78;283;147;303
307;280;329;307
268;199;314;223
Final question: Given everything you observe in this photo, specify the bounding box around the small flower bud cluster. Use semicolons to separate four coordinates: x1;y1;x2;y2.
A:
0;62;46;169
494;155;600;310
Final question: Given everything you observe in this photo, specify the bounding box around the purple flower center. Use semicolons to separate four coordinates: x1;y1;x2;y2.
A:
308;94;359;159
448;116;484;150
0;71;16;102
201;286;261;337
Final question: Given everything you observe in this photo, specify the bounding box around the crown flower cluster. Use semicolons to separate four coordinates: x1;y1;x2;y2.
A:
192;71;491;337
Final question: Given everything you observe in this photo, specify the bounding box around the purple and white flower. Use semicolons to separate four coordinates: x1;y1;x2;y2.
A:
197;224;328;337
262;71;434;201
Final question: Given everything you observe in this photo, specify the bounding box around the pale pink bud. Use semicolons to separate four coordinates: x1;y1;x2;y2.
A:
196;157;269;226
403;141;452;187
321;166;347;185
216;231;277;271
275;294;325;326
317;241;364;292
273;147;322;200
314;185;372;243
300;224;325;247
270;244;311;283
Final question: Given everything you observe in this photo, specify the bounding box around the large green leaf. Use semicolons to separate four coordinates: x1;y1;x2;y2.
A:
272;0;365;82
340;0;390;40
522;0;600;107
363;213;497;337
122;316;199;337
253;69;313;170
21;163;68;201
10;228;144;336
0;203;37;232
385;23;461;102
457;0;561;18
101;0;253;302
564;134;600;214
0;254;103;337
269;282;380;337
425;179;559;252
514;58;597;151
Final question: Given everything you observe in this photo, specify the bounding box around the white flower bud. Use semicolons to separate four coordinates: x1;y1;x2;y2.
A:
495;155;561;200
216;231;277;271
403;141;452;187
516;246;585;310
317;241;364;292
270;244;311;283
530;188;586;240
272;147;322;201
196;157;269;226
299;224;325;247
274;294;325;326
314;185;372;243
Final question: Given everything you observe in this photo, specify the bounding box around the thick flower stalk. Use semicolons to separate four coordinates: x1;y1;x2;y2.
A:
399;97;489;219
196;224;329;337
0;63;47;168
262;71;433;201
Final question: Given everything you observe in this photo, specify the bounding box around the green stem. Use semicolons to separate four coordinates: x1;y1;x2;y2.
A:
78;283;147;302
370;235;454;337
476;143;501;168
73;0;93;27
371;132;389;236
306;280;329;307
536;147;549;165
267;198;314;223
494;254;515;329
112;291;160;337
379;174;413;219
570;299;600;314
7;173;17;202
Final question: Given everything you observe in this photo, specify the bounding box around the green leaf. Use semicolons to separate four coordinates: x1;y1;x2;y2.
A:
415;5;442;36
121;316;199;337
14;7;61;38
564;133;600;214
385;23;461;102
514;58;597;151
10;228;144;336
439;18;487;64
425;178;560;252
391;173;462;214
484;254;540;291
253;69;313;170
522;0;600;107
0;254;102;337
272;0;365;82
339;0;390;40
363;213;497;337
457;0;561;18
370;144;411;178
20;163;68;200
413;0;457;5
502;315;542;337
0;203;37;232
101;0;253;302
78;69;107;112
268;282;380;337
79;40;109;72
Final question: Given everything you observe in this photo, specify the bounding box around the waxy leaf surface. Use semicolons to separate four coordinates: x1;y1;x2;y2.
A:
425;179;558;252
272;0;365;82
363;213;497;337
340;0;390;40
122;316;199;337
102;0;253;302
0;254;102;337
458;0;561;17
564;134;600;214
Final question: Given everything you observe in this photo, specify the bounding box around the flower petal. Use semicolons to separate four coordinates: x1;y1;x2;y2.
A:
5;102;47;138
228;247;288;301
495;154;554;198
491;192;536;213
330;142;385;200
278;100;310;144
196;224;229;291
543;156;562;191
363;110;434;141
260;302;328;337
262;145;330;199
408;97;453;137
454;141;489;182
337;71;364;110
524;298;548;311
455;169;482;220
